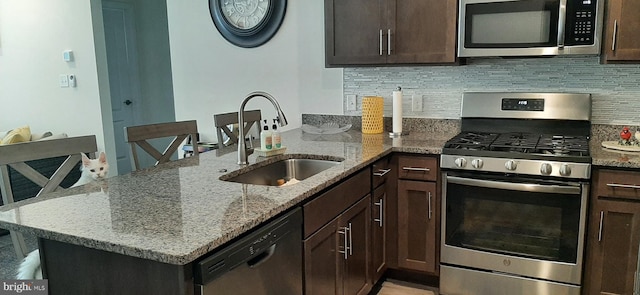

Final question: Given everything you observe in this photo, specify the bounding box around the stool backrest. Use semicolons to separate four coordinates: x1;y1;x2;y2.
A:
124;120;198;171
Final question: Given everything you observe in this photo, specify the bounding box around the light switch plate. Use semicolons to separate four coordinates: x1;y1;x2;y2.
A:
346;95;357;111
59;74;69;87
412;95;423;111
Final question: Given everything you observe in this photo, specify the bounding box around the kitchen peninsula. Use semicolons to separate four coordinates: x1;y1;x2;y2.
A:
0;127;450;295
3;122;640;295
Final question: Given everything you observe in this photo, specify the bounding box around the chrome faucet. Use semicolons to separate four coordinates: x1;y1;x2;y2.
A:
237;91;288;165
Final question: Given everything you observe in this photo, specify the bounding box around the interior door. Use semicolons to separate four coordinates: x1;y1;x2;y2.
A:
102;1;141;174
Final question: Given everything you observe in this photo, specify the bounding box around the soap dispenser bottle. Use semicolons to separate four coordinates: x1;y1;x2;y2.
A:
260;119;272;150
271;119;281;149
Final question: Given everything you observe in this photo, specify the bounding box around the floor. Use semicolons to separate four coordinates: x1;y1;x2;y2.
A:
0;232;37;279
376;279;438;295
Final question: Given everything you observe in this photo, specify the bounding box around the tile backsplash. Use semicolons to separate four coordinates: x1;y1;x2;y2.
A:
343;56;640;125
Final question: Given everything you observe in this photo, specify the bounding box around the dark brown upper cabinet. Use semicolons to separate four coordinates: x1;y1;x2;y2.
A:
601;0;640;63
324;0;458;67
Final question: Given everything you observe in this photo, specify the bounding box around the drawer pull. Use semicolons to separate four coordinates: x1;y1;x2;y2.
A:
607;183;640;189
598;211;604;242
402;167;430;172
373;168;391;177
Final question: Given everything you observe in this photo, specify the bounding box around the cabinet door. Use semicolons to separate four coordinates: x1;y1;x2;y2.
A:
585;199;640;295
340;195;372;295
371;184;387;283
386;0;457;64
397;180;438;273
304;218;340;295
325;0;386;66
602;0;640;62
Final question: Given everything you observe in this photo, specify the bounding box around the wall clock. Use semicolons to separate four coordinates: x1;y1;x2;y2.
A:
209;0;287;48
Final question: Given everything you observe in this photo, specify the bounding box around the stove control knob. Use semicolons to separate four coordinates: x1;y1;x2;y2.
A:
454;158;467;168
471;159;484;169
540;163;553;175
505;160;517;171
559;164;572;176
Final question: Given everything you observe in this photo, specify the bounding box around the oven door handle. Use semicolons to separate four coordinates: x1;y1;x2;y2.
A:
447;176;581;194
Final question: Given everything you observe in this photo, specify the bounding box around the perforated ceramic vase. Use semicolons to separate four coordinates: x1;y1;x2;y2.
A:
362;96;384;134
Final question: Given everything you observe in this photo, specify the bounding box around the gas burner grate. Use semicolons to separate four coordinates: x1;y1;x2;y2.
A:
444;132;499;150
490;133;540;152
535;135;589;156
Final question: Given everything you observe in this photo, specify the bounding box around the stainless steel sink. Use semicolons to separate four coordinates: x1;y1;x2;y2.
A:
221;157;343;186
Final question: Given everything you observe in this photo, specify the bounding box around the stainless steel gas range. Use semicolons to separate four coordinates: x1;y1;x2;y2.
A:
439;92;592;295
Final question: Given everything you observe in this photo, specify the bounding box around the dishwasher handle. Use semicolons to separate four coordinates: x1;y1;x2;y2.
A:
247;244;277;268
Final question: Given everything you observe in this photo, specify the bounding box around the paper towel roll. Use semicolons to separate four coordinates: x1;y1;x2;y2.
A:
392;88;403;134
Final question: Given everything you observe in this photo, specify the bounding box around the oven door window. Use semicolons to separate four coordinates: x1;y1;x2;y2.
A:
464;0;560;48
444;176;581;263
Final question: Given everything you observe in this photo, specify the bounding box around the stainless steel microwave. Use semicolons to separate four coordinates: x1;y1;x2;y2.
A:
458;0;604;57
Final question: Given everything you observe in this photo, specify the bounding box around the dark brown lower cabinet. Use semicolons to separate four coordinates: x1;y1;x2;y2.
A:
397;179;438;273
304;195;372;295
584;199;640;295
371;184;387;283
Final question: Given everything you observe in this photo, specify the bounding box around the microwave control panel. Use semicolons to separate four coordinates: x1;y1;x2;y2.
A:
565;0;597;45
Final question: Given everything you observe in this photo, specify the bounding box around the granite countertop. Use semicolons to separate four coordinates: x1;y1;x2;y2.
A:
0;128;450;265
591;124;640;169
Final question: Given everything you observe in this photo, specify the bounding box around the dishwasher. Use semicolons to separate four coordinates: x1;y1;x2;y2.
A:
194;207;302;295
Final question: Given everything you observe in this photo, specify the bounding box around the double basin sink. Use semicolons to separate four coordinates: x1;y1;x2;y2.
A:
220;155;344;186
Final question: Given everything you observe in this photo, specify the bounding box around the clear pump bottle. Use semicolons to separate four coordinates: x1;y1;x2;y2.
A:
271;119;281;149
260;119;272;150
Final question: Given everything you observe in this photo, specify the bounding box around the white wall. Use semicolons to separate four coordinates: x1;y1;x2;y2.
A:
0;0;112;162
166;1;343;143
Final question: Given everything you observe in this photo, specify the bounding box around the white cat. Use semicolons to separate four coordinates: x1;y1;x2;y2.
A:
16;249;42;280
71;152;109;187
17;152;109;280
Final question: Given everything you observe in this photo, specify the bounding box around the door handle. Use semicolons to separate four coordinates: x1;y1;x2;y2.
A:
428;191;433;220
379;29;383;56
598;210;604;242
374;197;384;227
387;29;392;55
612;19;618;51
338;226;349;259
348;222;353;256
124;100;133;105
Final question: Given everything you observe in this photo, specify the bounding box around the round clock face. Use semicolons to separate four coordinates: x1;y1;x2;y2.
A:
209;0;287;48
221;0;270;30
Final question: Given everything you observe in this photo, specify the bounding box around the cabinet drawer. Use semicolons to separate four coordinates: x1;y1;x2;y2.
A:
303;168;371;238
593;169;640;201
372;156;392;188
397;156;438;181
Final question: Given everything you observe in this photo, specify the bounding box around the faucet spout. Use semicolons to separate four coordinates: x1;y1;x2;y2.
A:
238;91;288;165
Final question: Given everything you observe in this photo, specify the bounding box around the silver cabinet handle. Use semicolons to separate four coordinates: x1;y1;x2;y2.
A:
612;19;618;51
402;167;430;172
373;168;391;177
387;29;392;55
557;0;567;48
348;222;353;256
374;198;384;227
598;211;604;242
428;191;432;220
338;226;349;259
379;29;383;56
607;183;640;189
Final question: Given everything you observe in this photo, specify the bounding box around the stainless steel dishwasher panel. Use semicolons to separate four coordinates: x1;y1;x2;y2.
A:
194;207;302;295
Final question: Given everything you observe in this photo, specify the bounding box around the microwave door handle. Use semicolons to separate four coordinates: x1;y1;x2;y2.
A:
557;0;567;49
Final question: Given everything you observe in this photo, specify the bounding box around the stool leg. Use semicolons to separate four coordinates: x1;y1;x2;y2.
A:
10;230;29;259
